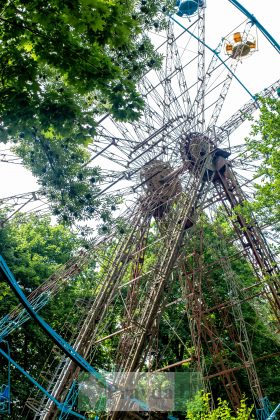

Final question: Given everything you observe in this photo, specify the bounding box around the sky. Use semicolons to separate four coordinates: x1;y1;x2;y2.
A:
0;0;279;210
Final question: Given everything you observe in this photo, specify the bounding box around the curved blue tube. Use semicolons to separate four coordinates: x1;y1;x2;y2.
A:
267;403;280;420
170;15;256;101
228;0;280;54
0;256;177;418
0;255;105;384
0;348;86;419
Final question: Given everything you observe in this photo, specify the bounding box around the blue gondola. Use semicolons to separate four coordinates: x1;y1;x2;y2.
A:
176;0;205;17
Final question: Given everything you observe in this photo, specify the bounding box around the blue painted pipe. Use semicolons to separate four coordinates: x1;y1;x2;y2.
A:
0;256;176;418
0;255;105;384
228;0;280;54
267;403;280;419
170;15;256;101
0;348;86;419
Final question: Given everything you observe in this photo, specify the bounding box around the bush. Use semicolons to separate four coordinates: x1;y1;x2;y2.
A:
186;392;254;419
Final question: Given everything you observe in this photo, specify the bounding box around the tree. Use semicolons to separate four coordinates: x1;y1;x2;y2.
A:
245;97;280;230
0;212;78;290
186;392;254;419
152;215;280;406
0;0;166;135
0;211;279;417
0;212;96;417
0;0;171;223
14;135;120;226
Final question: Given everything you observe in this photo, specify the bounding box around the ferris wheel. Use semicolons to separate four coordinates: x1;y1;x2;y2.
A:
0;1;279;419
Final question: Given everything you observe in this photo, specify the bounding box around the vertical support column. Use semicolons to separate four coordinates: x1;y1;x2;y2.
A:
214;235;264;407
213;156;280;326
180;252;243;410
39;212;149;419
116;217;151;367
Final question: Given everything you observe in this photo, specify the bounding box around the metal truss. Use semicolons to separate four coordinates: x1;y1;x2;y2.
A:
0;7;279;420
0;152;22;165
213;159;280;323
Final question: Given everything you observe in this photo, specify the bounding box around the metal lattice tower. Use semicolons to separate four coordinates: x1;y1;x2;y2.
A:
0;4;279;419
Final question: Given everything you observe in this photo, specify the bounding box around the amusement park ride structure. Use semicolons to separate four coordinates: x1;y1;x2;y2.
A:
0;1;279;419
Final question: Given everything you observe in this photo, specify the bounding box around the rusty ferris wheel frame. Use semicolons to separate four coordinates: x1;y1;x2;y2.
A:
0;2;279;419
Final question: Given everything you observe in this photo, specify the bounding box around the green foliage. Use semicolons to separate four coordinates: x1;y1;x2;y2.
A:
0;212;88;417
0;210;279;416
0;0;165;132
245;97;280;228
13;134;120;225
0;212;78;290
0;0;168;222
186;392;254;419
154;215;280;405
